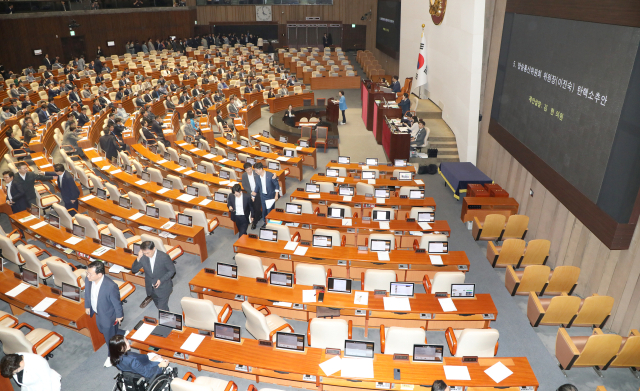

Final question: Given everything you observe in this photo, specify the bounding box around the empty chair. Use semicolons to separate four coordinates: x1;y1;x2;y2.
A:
242;301;293;342
18;244;62;284
219;167;237;181
527;292;582;327
0;310;18;328
570;294;615;328
183;208;219;235
472;214;506;241
556;327;621;374
380;325;426;355
0;235;27;269
330;167;347;177
46;258;87;289
295;263;330;286
328;203;355;218
147;167;164;183
486;239;526;268
265;223;300;242
424;272;466;294
399;186;421;197
155;200;178;220
139;234;184;262
235;253;276;279
502;214;529;240
445;327;500;357
505;265;550;296
181;297;232;331
307;318;352;349
171;373;238;391
415;233;448;250
105;182;124;200
166;175;185;190
167;147;180;162
318;182;335;193
127;192;149;211
362;269;397;292
52;203;76;230
179;154;194;168
75;214;109;240
108;223;141;249
356;182;375;196
313;228;344;247
608;329;640;372
190;183;212;198
519;239;551;267
289;200;314;214
542;265;580;296
315;126;328;152
367;233;396;251
0;322;63;357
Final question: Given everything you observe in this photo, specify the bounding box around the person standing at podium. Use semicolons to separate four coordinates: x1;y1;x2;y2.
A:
338;91;347;125
283;105;296;126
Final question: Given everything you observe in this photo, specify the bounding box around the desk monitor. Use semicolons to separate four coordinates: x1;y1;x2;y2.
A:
260;145;270;153
262;130;270;138
48;215;60;229
184;136;194;145
214;192;228;203
327;277;352;293
361;170;376;180
72;223;86;239
149;144;158;154
394;159;407;167
339;186;354;196
96;188;107;200
246;157;256;166
279;136;288;143
163;152;171;161
370;239;391;252
268;161;280;170
22;268;38;288
284;149;294;157
312;234;332;248
186;186;199;197
413;344;444;362
410;190;424;199
214;323;241;342
196;164;207;174
299;140;309;148
197;141;208;151
372;210;391;222
269;271;293;287
30;204;39;218
33;49;43;56
366;158;378;166
374;188;390;199
390;282;414;297
417;211;434;223
101;233;116;250
162;178;173;189
398;172;413;181
428;241;448;254
285;203;302;215
107;41;115;47
146;206;160;219
141;171;151;183
326;168;339;177
344;340;375;359
259;228;278;242
451;284;475;298
217;262;237;278
305;183;320;193
338;156;350;164
225;133;233;141
240;138;249;147
158;309;183;331
227;152;237;161
124;164;133;175
275;332;305;352
133;242;141;256
327;207;345;219
219;170;230;180
62;282;81;302
119;196;132;209
177;213;193;227
178;158;188;167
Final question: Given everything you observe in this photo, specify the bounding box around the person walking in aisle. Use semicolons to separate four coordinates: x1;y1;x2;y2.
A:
338;90;347;125
241;162;262;229
131;240;176;311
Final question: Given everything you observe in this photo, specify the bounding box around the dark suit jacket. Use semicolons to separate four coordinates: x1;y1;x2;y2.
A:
100;134;122;161
57;171;80;207
84;276;123;334
68;91;81;103
37;109;50;124
116;352;163;379
241;172;260;196
6;180;29;213
15;171;54;206
283;110;295;126
131;249;176;297
398;98;411;114
135;98;145;107
255;172;280;201
391;81;402;93
227;193;253;223
48;102;60;113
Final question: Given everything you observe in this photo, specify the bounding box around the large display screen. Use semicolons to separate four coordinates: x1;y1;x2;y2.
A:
375;0;401;59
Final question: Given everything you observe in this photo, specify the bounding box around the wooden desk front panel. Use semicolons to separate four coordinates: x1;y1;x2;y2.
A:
268;92;315;113
461;197;520;222
241;103;262;127
326;162;416;175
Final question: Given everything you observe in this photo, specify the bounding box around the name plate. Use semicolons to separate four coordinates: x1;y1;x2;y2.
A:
458;265;468;271
258;340;273;347
256;277;267;283
375;383;392;389
462;356;478;363
325;348;341;355
302;374;316;382
420;313;432;320
393;354;409;361
374;289;387;296
483;313;495;320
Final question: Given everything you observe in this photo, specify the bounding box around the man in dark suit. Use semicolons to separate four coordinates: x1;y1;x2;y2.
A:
2;171;29;213
283;104;296;126
390;76;402;93
68;86;81;104
131;240;176;310
15;162;55;207
47;97;60;113
227;184;253;237
398;93;411;115
52;163;80;215
43;54;52;70
37;103;50;124
241;163;262;230
192;96;205;115
254;162;280;225
100;128;123;162
84;261;125;367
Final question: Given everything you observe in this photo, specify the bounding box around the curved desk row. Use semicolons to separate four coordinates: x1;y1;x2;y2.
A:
251;134;317;169
326;162;417;176
310;174;425;190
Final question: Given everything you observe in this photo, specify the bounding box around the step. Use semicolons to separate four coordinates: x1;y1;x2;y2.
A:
417;111;442;120
428;136;456;142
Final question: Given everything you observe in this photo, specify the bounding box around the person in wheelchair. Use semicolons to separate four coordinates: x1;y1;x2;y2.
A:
109;335;169;378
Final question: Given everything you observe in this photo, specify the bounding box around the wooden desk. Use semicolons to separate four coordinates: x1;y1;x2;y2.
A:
461;197;520;223
251;134;317;169
190;271;496;331
310;174;425;191
361;80;397;132
78;195;209;262
240;102;262;127
310;76;360;90
382;118;411;162
233;235;469;282
268;92;315;113
326;162;416;176
373;101;402;145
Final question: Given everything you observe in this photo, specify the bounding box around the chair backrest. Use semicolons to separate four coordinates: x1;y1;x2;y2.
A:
573;295;615;327
127;192;147;211
546;265;580;294
140;234;167;253
242;301;271;341
455;329;500;357
495;239;526;267
290;200;313;214
184;208;211;234
328;203;352;218
313;229;341;247
155;200;177;220
363;269;397;291
356;183;375;196
419;233;448;249
181;297;218;330
18;244;48;279
540;295;582;325
479;214;506;239
220;167;236;180
266;223;290;242
309;318;349;349
52;203;75;230
295;263;327;286
167;175;184;190
74;214;102;240
48;258;82;288
0;326;33;354
147;167;163;183
107;223;129;249
400;186;421;198
520;239;550;267
105;182;122;200
0;235;22;266
503;215;529;240
235;253;265;278
574;333;622;367
192;183;212;197
384;326;426;355
430;272;466;294
368;233;395;251
611;332;640;367
179;154;194;167
518;265;551;293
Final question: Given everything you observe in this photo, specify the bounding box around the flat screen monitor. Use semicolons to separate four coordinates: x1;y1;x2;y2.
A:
72;223;86;239
262;130;270;138
158;309;183;331
163;152;171;161
339;186;354;196
413;344;444;362
417;211;434;223
279;136;288;143
284;149;294;157
275;332;305;352
366;158;378;166
240;139;249;147
370;239;391;252
344;340;375;359
372;210;391;222
285;203;302;215
22;268;38;287
133;242;141;256
227;152;237;161
299;140;309;148
124;164;133;175
146;206;160;218
269;271;293;287
410;190;424;199
312;234;332;248
196;164;207;174
214;192;228;203
101;234;116;250
451;284;475;298
186;186;199;196
398;172;413;181
214;323;241;342
374;189;390;198
141;172;151;182
327;277;352;293
246;157;256;166
268;161;280;170
362;170;376;180
305;183;320;193
48;215;60;229
177;213;193;227
30;204;39;218
149;145;158;154
327;207;345;219
390;282;414;297
107;41;115;47
428;241;448;254
33;49;43;56
62;282;81;302
162;178;173;189
178;158;188;167
338;156;350;164
259;228;278;242
260;145;270;153
219;170;230;180
326;168;339;177
119;196;131;209
197;141;207;151
394;159;407;167
96;188;107;200
217;262;237;278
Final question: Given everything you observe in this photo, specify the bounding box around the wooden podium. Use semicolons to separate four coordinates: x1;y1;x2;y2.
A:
326;98;339;123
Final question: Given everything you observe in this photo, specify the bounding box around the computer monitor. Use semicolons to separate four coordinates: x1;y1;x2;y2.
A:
305;183;320;193
119;196;131;209
262;130;270;138
366;158;378;166
413;344;444;362
96;188;107;200
410;190;425;199
344;340;375;359
428;241;448;254
372;210;391;222
338;156;350;164
268;161;280;170
394;159;407;167
124;164;133;175
312;234;332;248
259;228;278;242
146;206;160;218
361;170;376;180
149;144;158;154
246;157;256;166
163;152;171;161
374;188;390;199
62;282;81;302
227;152;237;161
158;309;183;331
133;242;141;256
30;204;39;218
327;207;345;219
214;192;228;203
284;149;294;157
162;178;173;189
338;186;354;196
22;268;38;288
269;271;293;287
48;215;60;229
285;203;302;215
101;234;116;250
398;172;413;181
390;282;414;297
279;136;288;143
141;171;151;182
370;239;391;252
240;138;249;147
275;332;305;352
327;277;352;293
260;145;270;153
417;211;435;223
451;284;475;298
178;158;188;167
184;136;193;144
217;262;237;278
177;213;193;227
299;140;309;148
72;224;86;239
225;133;233;141
186;186;199;197
197;141;208;151
196;164;207;174
326;168;339;177
214;323;241;342
219;170;230;180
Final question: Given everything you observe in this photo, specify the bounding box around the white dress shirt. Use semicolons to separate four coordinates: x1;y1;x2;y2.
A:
91;276;103;313
247;174;256;192
148;249;157;274
260;174;267;195
235;194;244;216
5;181;12;201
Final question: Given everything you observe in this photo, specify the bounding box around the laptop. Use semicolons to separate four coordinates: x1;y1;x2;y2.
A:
186;186;199;197
62;282;81;302
214;192;228;203
394;159;407;167
119;196;132;209
326;168;339;177
96;188;107;200
417;211;434;222
410;189;425;199
398;172;413;181
362;170;376;180
374;188;390;199
428;241;448;254
370;239;391;252
177;213;193;227
214;323;241;342
260;145;270;153
141;171;151;182
178;157;188;167
72;224;86;239
299;140;309;148
162;178;173;189
196;164;207;174
30;204;40;218
48;214;60;229
327;207;345;219
262;130;270;138
150;310;184;338
338;186;354;196
227;152;237;161
101;234;116;250
269;271;293;287
275;332;305;352
284;149;294;157
305;183;320;193
389;282;414;297
279;136;288;143
217;262;237;278
219;170;230;180
22;268;38;288
366;158;378;166
372;210;391;222
146;206;160;218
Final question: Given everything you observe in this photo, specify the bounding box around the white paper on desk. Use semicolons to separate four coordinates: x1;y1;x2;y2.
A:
147;352;160;361
219;158;229;164
308;194;321;199
429;255;443;265
274;302;292;307
226;141;233;145
204;154;215;159
91;157;104;162
30;221;48;230
333;177;344;183
81;195;95;202
19;215;37;223
296;147;303;151
136;180;148;185
439;298;457;312
177;194;196;202
265;199;276;209
33;156;44;161
418;222;432;230
92;246;110;256
156;188;170;194
157;159;168;164
354;291;369;305
319;356;342;376
175;166;186;172
293;246;308;256
302;290;317;303
237;146;245;151
410;231;424;236
219;180;230;186
343;196;352;201
342;219;352;226
109;264;125;274
102;165;112;171
414;179;424;185
276;156;289;162
383;296;411;311
376;198;385;204
5;283;31;297
367;179;376;185
33;310;50;318
443;366;471;381
199;199;212;206
129;212;144;221
284;241;299;251
40;164;53;168
64;236;83;245
377;251;390;261
362;165;369;170
161;222;176;230
131;323;156;342
33;297;57;312
184;170;195;175
180;333;205;352
378;222;390;230
484;361;513;383
341;358;374;379
110;169;123;175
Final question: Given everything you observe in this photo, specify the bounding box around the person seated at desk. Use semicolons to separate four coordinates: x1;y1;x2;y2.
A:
178;90;190;105
134;94;146;108
47;96;60;114
218;79;229;90
410;120;428;148
287;76;298;87
401;112;414;126
62;124;83;155
113;118;126;138
283;104;296;126
70;104;90;127
37;102;51;124
109;335;169;379
202;92;214;109
98;91;112;108
47;82;61;99
228;98;240;118
184;111;203;141
115;87;125;101
21;95;34;110
390;75;402;93
21;122;37;147
278;85;289;96
101;126;124;162
68;86;82;104
81;85;92;100
243;84;252;94
254;82;264;92
398;93;411;115
431;380;449;391
92;99;102;115
213;90;225;103
192;96;206;116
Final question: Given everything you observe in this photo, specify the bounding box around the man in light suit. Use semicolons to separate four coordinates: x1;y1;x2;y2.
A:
227;184;253;237
241;163;262;230
84;261;125;367
3;171;29;213
254;162;280;225
411;120;428;148
131;241;176;310
52;163;80;215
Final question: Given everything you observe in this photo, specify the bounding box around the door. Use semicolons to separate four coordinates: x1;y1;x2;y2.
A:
61;36;87;63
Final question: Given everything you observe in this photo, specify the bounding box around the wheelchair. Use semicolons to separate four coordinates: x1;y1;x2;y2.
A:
112;366;178;391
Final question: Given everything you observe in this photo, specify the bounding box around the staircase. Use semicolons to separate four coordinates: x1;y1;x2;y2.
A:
409;97;460;165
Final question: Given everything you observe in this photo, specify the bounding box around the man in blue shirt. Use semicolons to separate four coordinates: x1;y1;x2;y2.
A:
338;90;347;125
